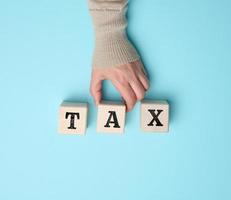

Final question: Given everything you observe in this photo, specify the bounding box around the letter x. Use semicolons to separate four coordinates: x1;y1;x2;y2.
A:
147;109;163;127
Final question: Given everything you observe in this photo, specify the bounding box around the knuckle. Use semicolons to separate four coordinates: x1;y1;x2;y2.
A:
117;76;128;85
127;63;134;70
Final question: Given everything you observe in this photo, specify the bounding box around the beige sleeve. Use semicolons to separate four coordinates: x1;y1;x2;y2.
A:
88;0;140;68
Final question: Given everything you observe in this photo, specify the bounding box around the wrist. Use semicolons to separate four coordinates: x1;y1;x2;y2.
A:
90;10;140;68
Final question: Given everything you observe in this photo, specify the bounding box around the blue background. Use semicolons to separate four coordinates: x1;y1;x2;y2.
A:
0;0;231;199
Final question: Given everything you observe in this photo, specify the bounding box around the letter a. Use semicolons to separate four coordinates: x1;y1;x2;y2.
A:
104;111;120;128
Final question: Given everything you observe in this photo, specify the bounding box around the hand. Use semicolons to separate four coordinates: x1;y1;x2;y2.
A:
90;60;149;112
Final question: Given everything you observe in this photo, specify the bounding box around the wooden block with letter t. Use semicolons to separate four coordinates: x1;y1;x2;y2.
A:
58;101;88;135
140;100;169;133
97;101;126;134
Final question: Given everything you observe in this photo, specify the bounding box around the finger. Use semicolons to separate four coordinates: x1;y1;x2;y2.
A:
138;62;148;77
90;74;103;105
138;73;150;91
129;79;146;101
111;80;137;112
133;61;149;90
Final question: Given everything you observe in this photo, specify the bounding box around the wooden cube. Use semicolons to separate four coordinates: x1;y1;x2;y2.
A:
58;101;88;135
141;100;169;133
97;101;126;134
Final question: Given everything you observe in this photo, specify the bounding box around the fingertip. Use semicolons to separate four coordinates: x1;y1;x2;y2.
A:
95;99;100;106
126;100;137;112
126;104;135;112
138;74;150;91
122;98;132;112
94;95;101;106
126;107;132;112
145;80;150;91
136;90;145;101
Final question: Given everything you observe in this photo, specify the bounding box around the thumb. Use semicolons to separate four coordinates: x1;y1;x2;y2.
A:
90;72;103;105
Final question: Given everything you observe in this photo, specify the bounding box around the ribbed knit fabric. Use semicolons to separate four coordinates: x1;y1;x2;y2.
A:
88;0;140;68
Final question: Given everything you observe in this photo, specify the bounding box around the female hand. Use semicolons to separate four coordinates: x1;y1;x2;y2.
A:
90;60;149;112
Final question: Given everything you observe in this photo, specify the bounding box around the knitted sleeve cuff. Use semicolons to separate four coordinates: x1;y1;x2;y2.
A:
88;0;140;68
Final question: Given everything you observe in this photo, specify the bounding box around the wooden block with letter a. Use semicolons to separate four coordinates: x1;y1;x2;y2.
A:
58;101;88;135
141;100;169;133
97;101;126;134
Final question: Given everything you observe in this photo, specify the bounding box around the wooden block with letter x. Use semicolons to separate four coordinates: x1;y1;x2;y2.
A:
97;101;126;134
58;101;88;135
141;100;169;133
